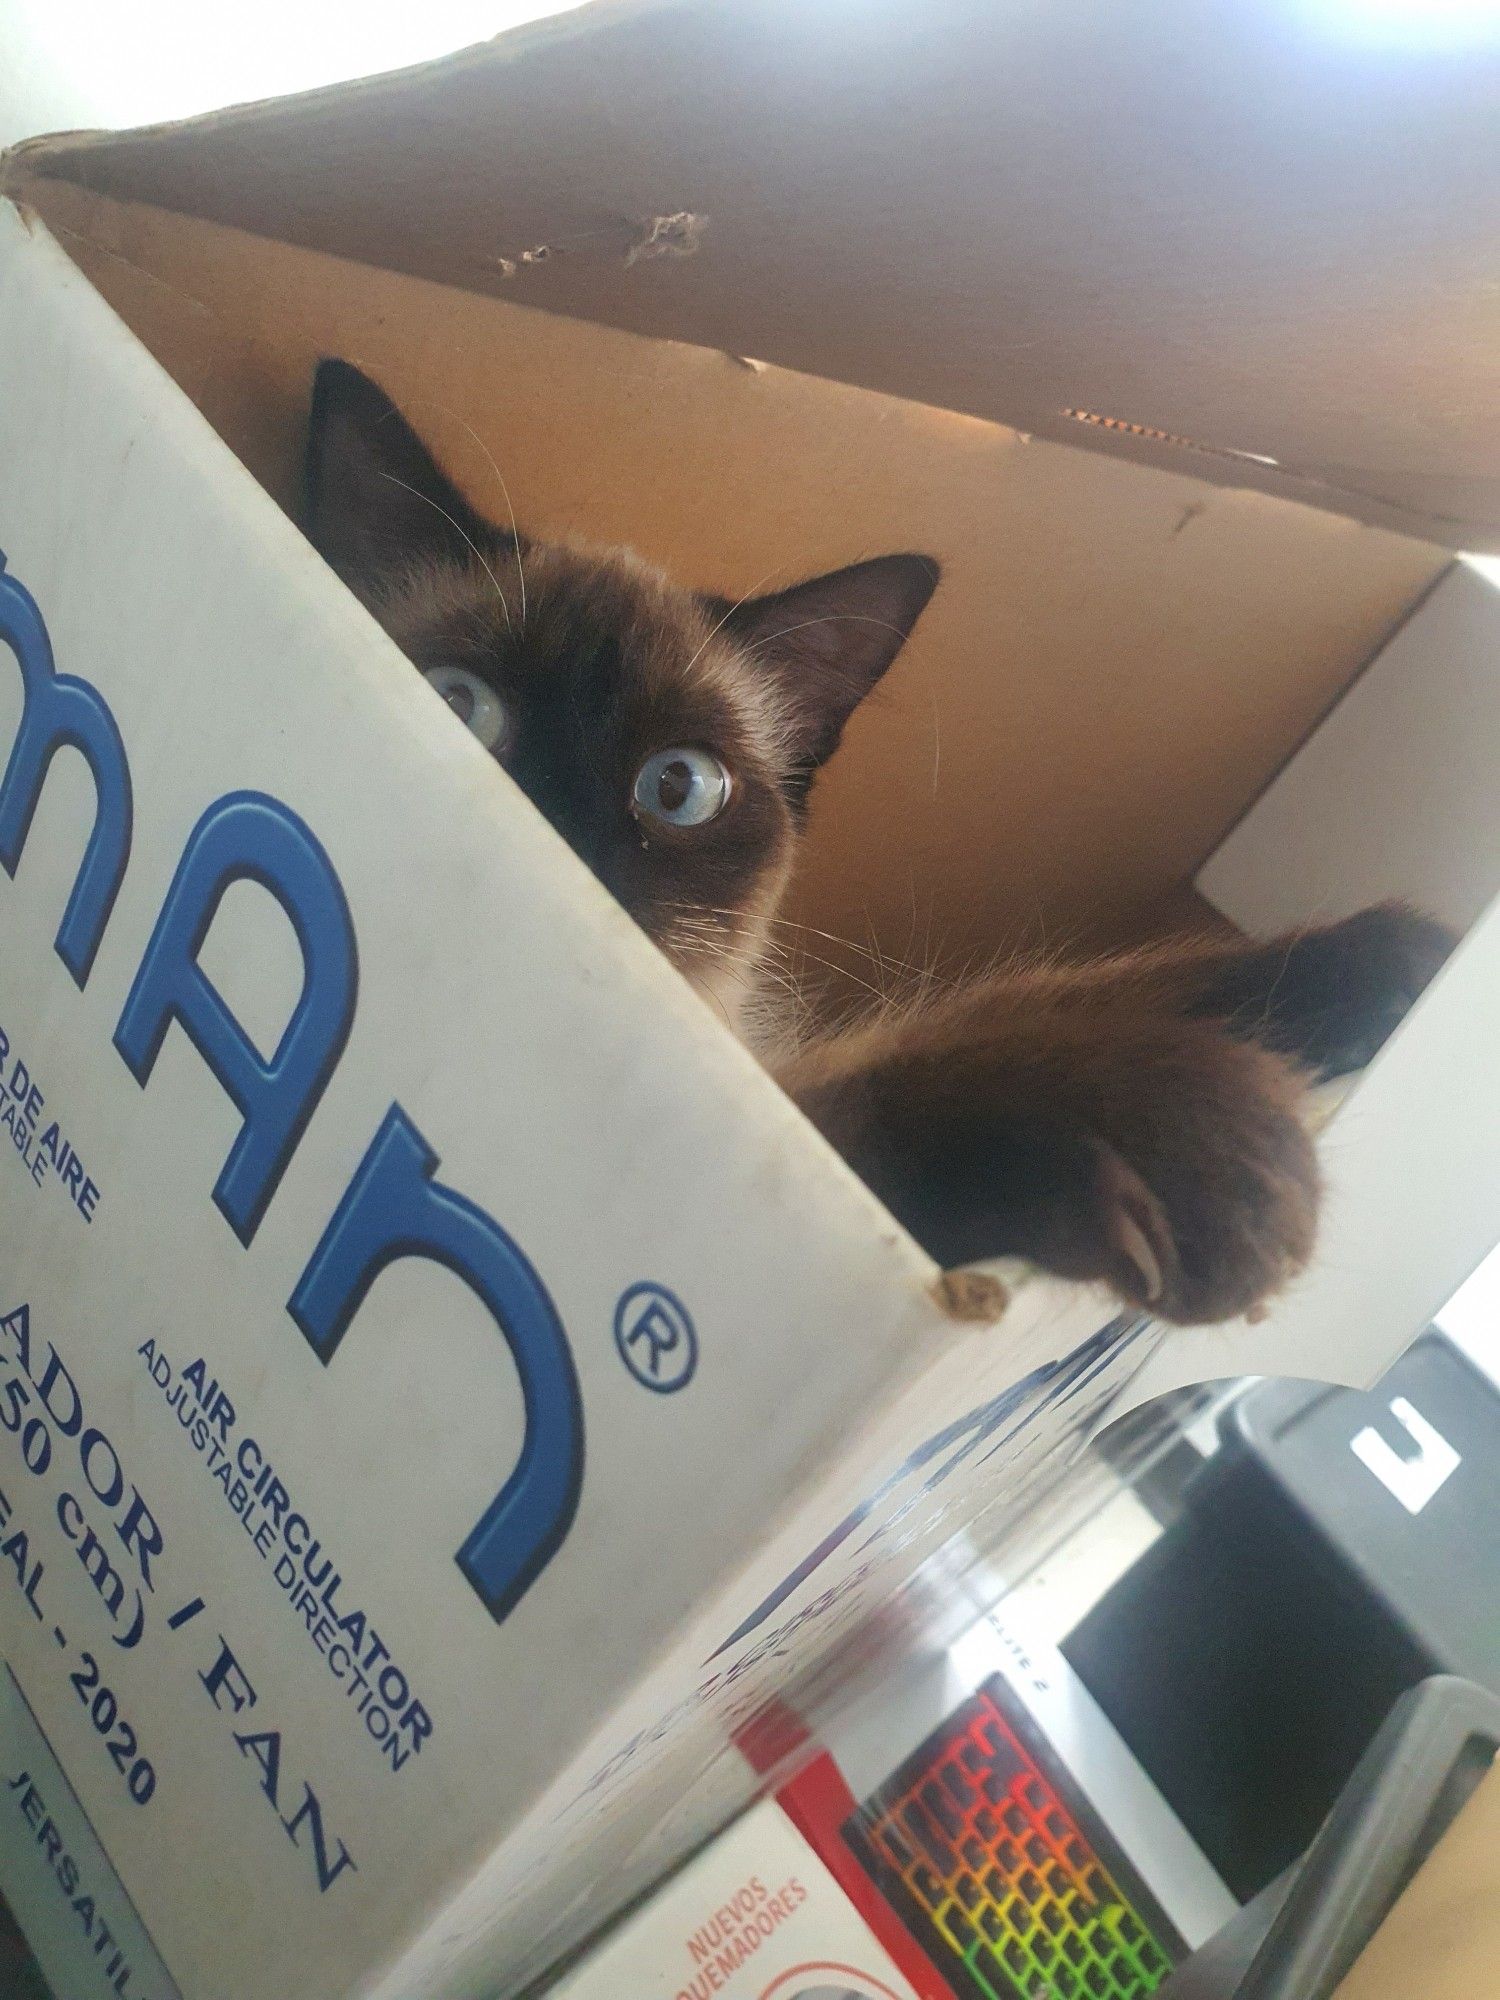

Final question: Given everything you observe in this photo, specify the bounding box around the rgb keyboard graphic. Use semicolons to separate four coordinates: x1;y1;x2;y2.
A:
843;1680;1179;1999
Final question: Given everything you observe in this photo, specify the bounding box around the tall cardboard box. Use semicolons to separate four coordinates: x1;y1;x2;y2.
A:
1;4;1499;1995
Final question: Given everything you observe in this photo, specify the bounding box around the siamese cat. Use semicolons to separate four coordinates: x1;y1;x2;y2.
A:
304;360;1451;1324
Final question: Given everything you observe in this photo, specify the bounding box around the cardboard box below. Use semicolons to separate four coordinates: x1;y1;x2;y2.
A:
1335;1757;1500;2000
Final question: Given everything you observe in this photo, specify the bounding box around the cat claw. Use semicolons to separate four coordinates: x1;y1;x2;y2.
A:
1113;1209;1164;1304
1091;1143;1178;1310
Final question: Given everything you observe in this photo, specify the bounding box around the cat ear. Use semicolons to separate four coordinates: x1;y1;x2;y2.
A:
719;554;939;778
304;359;499;602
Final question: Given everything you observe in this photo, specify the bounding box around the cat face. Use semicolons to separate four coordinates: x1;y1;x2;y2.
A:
304;360;937;1033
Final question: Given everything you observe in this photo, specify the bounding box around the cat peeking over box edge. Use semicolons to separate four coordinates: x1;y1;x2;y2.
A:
303;358;1454;1329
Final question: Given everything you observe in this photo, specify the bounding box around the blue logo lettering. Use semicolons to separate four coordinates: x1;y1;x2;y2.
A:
113;791;358;1246
0;550;133;985
0;560;585;1622
288;1104;584;1624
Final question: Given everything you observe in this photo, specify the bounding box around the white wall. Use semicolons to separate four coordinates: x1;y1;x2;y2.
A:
0;0;582;149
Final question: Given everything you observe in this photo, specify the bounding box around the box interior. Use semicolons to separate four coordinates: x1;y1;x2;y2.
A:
9;0;1497;982
8;174;1451;986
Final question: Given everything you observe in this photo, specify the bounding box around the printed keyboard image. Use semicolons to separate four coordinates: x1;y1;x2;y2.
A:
842;1680;1180;1999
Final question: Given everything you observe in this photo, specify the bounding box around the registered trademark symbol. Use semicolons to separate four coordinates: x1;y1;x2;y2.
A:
614;1282;697;1393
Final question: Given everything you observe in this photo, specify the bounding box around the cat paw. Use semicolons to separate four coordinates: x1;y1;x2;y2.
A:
927;1030;1324;1326
815;1001;1331;1328
1258;903;1456;1080
1079;1084;1320;1325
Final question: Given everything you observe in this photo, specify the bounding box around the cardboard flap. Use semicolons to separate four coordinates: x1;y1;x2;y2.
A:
8;0;1500;549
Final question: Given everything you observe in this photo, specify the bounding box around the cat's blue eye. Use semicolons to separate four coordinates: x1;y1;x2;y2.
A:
632;747;732;830
423;664;510;753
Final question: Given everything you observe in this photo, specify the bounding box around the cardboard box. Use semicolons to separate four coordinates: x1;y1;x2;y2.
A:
0;4;1499;1995
1333;1757;1500;2000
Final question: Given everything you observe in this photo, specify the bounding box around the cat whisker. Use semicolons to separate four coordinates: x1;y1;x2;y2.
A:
739;612;917;658
781;945;891;1009
759;915;940;987
670;930;809;1021
662;907;829;976
661;899;945;991
666;909;893;1012
680;568;788;684
671;921;799;982
453;416;529;630
375;472;515;639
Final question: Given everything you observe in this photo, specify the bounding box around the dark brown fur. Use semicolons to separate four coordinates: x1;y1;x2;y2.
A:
776;913;1452;1322
304;361;1454;1325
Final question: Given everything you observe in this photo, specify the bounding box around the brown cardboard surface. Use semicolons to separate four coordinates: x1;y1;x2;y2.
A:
9;0;1500;547
1335;1757;1500;2000
22;180;1445;975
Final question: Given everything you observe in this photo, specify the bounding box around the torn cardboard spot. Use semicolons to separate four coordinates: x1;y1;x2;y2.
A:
626;211;708;266
487;215;705;278
934;1268;1010;1322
